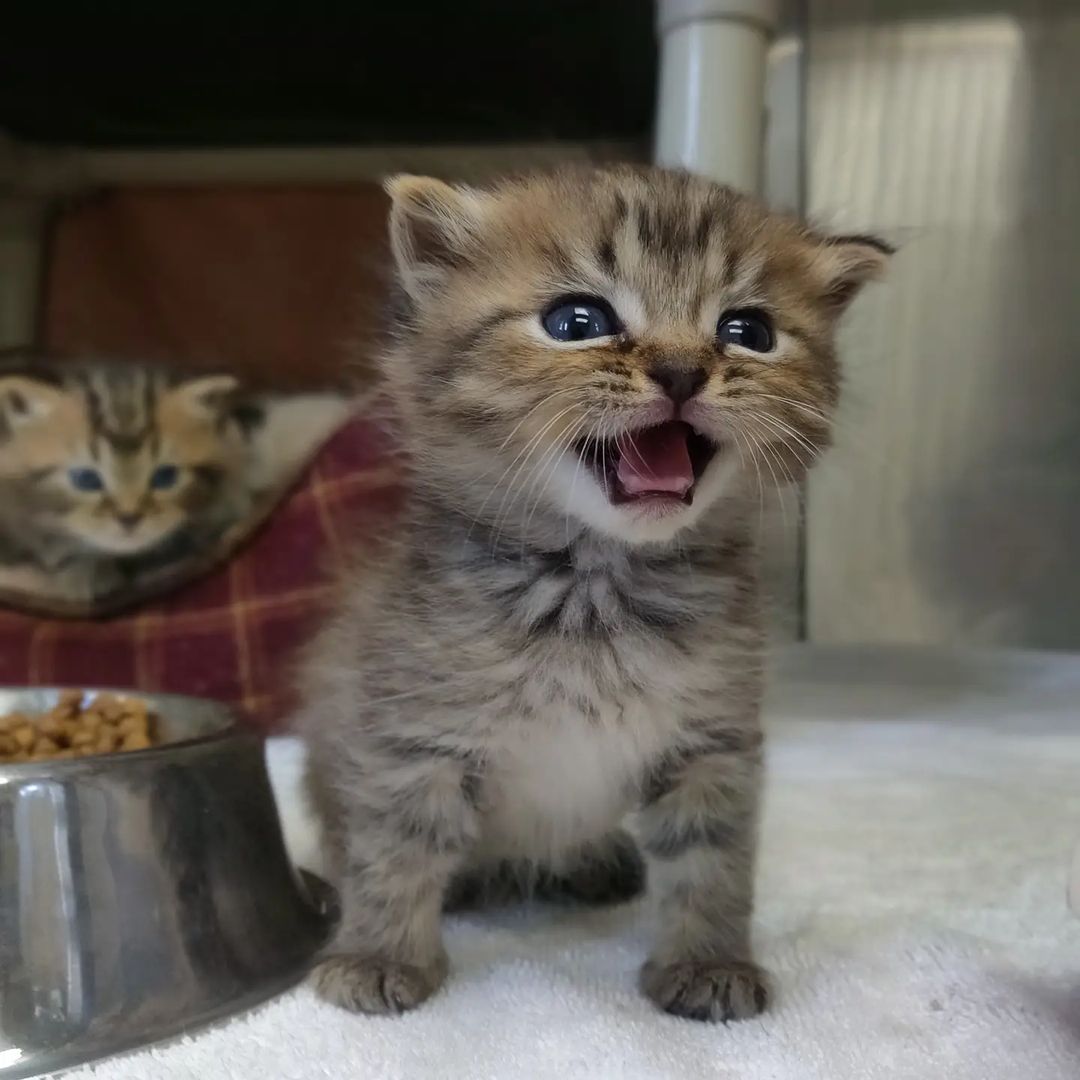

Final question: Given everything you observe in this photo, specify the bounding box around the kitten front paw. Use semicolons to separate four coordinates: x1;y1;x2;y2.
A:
312;954;447;1015
641;958;769;1022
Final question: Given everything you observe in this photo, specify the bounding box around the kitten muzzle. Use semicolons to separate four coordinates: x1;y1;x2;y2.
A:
579;421;718;506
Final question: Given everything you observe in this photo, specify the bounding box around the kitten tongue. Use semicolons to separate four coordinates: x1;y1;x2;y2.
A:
616;421;694;497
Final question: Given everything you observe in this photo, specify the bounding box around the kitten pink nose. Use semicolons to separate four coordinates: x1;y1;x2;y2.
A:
117;512;143;531
647;364;708;406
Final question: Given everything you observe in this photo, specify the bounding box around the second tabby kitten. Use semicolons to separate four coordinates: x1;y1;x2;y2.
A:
0;356;348;614
298;166;888;1021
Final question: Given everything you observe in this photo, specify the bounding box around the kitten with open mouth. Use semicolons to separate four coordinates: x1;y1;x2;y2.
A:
298;165;889;1023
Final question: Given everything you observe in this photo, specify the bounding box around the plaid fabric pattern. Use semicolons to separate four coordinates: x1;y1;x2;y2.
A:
0;416;402;732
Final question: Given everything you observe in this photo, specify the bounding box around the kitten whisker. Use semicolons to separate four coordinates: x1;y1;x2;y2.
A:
512;410;591;534
737;421;791;534
492;386;590;457
565;422;599;547
480;401;587;545
728;427;766;536
743;409;821;464
739;416;807;538
740;414;814;476
476;395;588;502
520;410;595;546
742;414;803;481
751;392;832;427
489;405;592;551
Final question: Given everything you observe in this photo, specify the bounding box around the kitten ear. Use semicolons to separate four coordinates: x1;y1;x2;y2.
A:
0;376;62;428
384;174;490;301
172;375;241;417
814;233;894;313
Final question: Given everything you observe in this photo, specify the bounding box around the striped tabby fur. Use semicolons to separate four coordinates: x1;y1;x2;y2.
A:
298;166;889;1020
0;356;348;614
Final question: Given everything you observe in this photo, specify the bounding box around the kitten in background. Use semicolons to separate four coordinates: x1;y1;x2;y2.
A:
0;356;350;615
297;166;889;1021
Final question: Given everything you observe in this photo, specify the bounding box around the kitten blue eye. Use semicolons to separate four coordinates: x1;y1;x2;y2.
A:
68;467;104;493
150;464;180;490
542;297;620;342
716;309;775;353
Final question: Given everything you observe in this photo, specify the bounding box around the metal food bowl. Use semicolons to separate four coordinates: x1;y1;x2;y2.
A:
0;688;330;1080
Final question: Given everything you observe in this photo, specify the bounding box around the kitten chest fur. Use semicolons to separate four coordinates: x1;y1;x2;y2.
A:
382;511;761;865
478;687;678;863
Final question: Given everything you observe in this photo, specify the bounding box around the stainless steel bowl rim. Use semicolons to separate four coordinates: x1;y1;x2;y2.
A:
0;686;242;780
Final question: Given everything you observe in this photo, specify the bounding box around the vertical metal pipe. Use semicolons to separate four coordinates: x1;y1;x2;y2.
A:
654;0;781;192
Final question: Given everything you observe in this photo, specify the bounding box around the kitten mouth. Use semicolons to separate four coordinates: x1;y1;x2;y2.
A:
576;421;719;506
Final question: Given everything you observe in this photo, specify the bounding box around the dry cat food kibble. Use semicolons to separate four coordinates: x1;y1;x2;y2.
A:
0;691;159;762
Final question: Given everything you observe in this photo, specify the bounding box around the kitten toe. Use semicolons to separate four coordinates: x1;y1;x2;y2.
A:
640;958;769;1022
312;954;447;1015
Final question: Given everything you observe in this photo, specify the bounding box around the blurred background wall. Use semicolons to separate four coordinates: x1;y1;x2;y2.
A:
802;0;1080;649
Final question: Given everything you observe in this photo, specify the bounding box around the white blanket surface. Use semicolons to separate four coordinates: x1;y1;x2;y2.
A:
71;646;1080;1079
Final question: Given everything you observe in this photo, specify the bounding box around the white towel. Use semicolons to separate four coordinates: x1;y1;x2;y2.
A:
70;647;1080;1079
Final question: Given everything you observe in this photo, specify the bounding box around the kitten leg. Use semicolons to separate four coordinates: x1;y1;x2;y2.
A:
445;830;645;911
637;727;769;1022
311;754;480;1015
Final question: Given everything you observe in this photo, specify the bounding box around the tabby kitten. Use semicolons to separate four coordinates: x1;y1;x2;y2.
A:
298;166;889;1021
0;357;347;613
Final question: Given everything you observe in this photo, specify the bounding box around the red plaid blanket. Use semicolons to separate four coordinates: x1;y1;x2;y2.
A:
0;415;402;732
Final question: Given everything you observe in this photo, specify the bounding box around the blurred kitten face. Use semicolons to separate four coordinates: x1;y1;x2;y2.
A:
0;368;243;555
385;166;889;545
